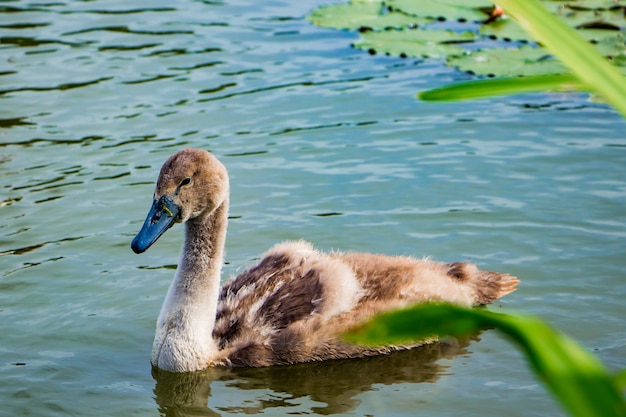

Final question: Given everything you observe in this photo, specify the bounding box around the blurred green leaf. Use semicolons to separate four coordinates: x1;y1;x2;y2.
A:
345;303;626;417
615;369;626;389
419;74;586;101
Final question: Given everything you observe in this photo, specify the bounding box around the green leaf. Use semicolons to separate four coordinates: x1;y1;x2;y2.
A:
306;2;429;31
354;28;474;58
419;74;586;101
345;303;626;417
447;46;568;77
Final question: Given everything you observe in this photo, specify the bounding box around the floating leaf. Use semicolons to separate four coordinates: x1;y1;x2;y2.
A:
479;17;536;42
387;0;490;22
481;6;625;41
578;28;625;45
438;0;494;7
555;8;626;30
496;0;626;118
354;28;474;58
612;51;626;67
448;46;568;76
558;0;626;11
306;2;429;31
306;0;626;79
589;32;626;55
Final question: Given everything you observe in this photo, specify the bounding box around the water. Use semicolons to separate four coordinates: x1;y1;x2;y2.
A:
1;0;625;416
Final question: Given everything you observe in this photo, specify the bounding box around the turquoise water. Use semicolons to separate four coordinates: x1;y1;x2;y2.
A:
1;1;625;416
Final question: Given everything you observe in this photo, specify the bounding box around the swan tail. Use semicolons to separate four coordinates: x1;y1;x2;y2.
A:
447;262;519;305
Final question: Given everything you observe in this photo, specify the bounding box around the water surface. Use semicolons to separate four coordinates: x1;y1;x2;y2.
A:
1;1;625;416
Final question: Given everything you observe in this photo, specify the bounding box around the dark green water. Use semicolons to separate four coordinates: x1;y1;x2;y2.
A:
1;1;625;416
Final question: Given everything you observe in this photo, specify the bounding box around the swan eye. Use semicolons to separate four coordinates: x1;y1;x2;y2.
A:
175;177;192;195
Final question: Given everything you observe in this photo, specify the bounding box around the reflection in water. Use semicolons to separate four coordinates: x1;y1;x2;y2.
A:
153;336;478;416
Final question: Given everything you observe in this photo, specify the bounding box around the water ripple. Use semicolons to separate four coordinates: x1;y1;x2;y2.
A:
169;60;224;71
0;35;92;48
0;135;106;148
0;22;51;29
0;117;35;128
98;43;161;52
121;74;176;85
0;77;113;96
63;7;177;15
0;236;83;256
196;76;376;103
62;26;194;36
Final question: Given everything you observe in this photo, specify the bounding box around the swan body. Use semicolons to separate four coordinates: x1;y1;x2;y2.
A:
132;148;519;372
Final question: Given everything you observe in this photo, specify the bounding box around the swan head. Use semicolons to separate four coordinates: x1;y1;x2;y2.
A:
131;148;229;254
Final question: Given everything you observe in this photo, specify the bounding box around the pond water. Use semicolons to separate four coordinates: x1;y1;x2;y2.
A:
1;1;625;416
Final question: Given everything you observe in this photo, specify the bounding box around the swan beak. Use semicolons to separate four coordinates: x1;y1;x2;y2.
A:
131;196;180;254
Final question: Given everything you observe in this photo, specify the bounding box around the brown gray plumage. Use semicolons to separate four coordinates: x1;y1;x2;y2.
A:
131;148;519;372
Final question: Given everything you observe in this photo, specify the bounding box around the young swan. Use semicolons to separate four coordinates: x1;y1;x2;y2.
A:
132;148;519;372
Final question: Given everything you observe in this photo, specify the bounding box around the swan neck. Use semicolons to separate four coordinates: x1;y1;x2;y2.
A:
152;199;229;372
181;200;228;281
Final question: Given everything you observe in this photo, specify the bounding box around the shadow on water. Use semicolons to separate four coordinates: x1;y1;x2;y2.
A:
152;335;480;416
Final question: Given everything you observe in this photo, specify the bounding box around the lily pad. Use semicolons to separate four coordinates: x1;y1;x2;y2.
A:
387;0;491;22
593;32;626;57
555;8;626;29
612;51;626;67
447;46;569;76
479;16;535;42
306;2;430;31
307;0;625;77
559;0;626;10
481;5;625;41
354;28;475;58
